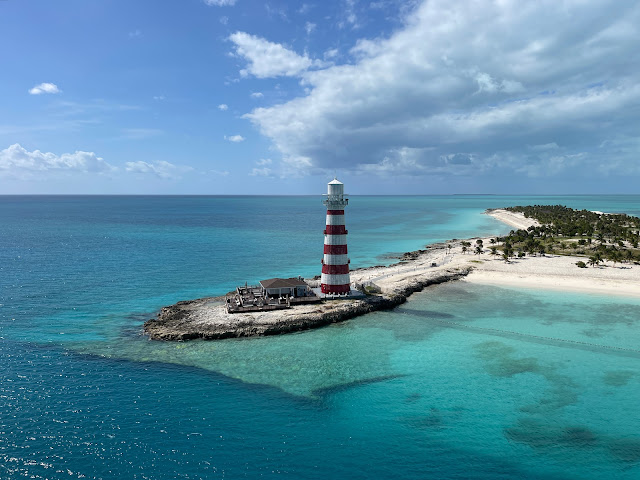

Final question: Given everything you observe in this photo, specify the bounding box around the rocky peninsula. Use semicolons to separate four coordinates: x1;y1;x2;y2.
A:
144;264;471;341
144;209;640;341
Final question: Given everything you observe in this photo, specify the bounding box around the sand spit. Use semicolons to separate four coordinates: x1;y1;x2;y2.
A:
144;209;640;341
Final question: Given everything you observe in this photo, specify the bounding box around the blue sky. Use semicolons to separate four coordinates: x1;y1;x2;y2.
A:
1;0;639;195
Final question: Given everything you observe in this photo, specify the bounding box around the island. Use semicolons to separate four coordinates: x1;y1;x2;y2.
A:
144;206;640;341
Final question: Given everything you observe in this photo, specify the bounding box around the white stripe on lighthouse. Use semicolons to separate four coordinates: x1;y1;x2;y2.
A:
323;254;349;265
325;214;345;226
323;234;347;245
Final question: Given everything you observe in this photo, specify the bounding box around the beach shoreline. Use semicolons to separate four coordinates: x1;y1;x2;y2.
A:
143;209;640;341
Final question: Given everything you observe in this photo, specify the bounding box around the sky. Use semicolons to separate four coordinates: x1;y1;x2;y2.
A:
1;0;639;195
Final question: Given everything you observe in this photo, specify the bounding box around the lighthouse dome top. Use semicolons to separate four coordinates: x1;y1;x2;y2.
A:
328;178;343;185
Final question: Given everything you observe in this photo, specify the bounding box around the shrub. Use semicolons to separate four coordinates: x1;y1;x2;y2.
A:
576;261;587;268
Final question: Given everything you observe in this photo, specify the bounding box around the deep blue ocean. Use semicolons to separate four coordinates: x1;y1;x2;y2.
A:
2;195;640;479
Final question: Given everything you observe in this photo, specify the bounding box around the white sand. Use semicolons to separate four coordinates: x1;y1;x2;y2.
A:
352;208;640;299
462;210;640;298
486;208;540;230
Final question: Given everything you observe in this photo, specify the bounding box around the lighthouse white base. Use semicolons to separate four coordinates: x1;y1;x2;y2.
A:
311;287;366;299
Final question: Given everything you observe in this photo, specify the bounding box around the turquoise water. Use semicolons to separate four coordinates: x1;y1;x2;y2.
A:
2;195;640;479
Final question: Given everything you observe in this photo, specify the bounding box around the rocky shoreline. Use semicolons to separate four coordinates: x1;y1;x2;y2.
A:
143;258;472;341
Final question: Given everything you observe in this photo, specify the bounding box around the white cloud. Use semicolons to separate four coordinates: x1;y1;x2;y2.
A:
298;4;313;14
204;0;237;6
249;167;272;176
256;158;272;165
338;0;359;29
250;92;264;98
125;160;192;179
243;0;640;180
324;48;339;60
229;31;313;78
225;134;245;142
153;95;165;101
218;103;229;110
29;83;61;95
0;143;114;175
265;4;288;21
305;22;316;35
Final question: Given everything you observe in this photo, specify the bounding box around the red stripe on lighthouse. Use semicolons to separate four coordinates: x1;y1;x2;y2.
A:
324;244;348;254
325;225;347;235
326;210;344;215
321;264;350;275
321;284;350;294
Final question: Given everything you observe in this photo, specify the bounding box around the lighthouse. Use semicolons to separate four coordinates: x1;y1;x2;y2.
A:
321;178;350;295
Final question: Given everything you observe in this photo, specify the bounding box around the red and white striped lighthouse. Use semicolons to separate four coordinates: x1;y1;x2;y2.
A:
321;178;350;295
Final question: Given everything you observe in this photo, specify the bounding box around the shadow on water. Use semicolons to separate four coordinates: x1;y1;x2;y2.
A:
311;374;407;397
401;408;445;430
474;341;579;414
12;338;327;409
505;417;640;465
603;370;636;387
425;318;640;359
394;308;457;319
505;418;599;449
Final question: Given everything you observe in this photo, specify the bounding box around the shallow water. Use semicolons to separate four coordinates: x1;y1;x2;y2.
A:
2;195;640;479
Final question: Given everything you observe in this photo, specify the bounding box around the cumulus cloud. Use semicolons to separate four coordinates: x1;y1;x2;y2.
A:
248;158;274;176
28;83;61;95
225;134;245;142
125;160;192;179
0;143;114;175
229;32;313;78
250;92;264;98
218;103;229;110
242;0;640;180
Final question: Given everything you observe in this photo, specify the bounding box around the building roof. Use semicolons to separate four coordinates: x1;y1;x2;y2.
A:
328;178;343;185
260;277;309;289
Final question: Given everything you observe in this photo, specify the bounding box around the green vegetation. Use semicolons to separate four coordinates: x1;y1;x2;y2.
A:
492;205;640;266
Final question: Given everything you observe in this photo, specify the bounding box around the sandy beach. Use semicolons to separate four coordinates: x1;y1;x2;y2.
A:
461;210;640;298
348;208;639;299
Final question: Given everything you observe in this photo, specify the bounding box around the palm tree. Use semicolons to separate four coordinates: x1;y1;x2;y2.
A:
625;250;635;264
475;246;483;255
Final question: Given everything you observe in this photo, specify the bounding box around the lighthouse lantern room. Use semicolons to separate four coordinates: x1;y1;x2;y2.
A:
321;178;351;295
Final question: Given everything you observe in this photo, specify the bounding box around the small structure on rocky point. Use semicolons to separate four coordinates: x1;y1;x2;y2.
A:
321;178;351;295
227;277;320;313
260;277;310;298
